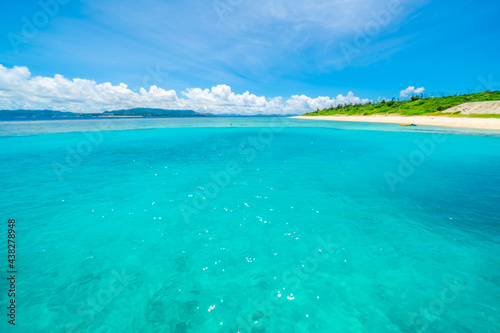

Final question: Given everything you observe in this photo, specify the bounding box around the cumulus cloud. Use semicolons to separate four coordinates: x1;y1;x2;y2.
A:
0;64;370;115
400;86;425;98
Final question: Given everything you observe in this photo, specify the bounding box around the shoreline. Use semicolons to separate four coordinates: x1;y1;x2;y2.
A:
291;115;500;130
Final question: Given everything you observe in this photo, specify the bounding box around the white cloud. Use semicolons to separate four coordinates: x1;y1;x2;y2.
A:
400;86;425;98
0;64;370;115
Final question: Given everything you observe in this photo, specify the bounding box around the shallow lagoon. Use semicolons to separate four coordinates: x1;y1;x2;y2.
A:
1;117;499;332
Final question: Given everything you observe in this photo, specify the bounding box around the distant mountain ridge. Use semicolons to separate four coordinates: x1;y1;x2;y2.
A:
0;108;210;117
102;108;204;116
0;109;72;117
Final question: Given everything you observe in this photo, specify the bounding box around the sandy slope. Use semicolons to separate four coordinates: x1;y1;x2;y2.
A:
291;115;500;130
442;101;500;114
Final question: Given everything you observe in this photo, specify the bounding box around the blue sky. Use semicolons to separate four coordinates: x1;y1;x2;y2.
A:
0;0;499;114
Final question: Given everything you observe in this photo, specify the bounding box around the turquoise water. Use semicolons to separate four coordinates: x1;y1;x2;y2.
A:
1;118;499;332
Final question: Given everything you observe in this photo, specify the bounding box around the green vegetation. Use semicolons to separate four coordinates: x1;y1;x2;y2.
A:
303;91;500;117
446;113;500;119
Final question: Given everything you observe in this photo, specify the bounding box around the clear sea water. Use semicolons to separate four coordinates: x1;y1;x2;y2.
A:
1;117;499;333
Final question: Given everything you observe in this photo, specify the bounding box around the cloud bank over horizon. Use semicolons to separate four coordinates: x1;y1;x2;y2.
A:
0;64;371;115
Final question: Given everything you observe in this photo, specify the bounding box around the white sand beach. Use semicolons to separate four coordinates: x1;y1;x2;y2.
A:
292;115;500;130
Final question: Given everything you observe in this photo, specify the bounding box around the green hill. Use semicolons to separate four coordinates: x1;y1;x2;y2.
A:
303;91;500;117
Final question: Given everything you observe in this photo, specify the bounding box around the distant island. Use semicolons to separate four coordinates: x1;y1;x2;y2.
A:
0;108;298;118
0;108;212;118
302;91;500;118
